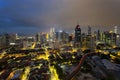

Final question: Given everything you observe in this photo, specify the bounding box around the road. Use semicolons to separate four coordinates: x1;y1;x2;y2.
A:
31;42;36;49
65;53;93;80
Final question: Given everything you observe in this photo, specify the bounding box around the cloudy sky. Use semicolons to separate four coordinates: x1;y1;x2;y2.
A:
0;0;120;33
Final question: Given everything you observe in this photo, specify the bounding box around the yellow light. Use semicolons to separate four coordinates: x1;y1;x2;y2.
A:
109;30;113;33
73;49;77;52
117;35;120;38
49;66;59;80
7;71;15;80
46;34;49;39
31;42;36;49
112;45;116;48
20;67;30;80
110;54;116;60
99;50;102;53
118;52;120;56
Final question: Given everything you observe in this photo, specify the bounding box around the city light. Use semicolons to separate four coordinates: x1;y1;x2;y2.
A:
0;1;120;79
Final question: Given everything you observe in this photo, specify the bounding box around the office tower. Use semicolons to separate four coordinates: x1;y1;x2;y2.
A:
81;33;87;48
0;35;6;48
61;30;69;42
50;27;55;41
40;33;47;43
97;30;101;41
55;30;68;42
103;31;116;46
88;25;91;35
74;25;82;48
4;33;10;46
35;33;40;42
114;26;118;34
116;34;120;47
75;25;81;42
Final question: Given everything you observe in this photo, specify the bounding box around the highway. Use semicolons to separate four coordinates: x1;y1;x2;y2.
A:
31;42;36;49
65;53;93;80
7;70;15;80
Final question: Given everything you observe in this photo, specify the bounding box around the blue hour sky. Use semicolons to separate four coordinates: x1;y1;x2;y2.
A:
0;0;120;33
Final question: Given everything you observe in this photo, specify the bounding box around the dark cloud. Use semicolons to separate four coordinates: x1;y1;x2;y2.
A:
0;0;120;33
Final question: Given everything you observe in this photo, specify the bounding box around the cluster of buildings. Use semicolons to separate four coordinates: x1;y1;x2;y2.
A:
0;33;17;48
74;25;120;50
0;25;120;50
0;25;120;80
0;33;34;49
35;28;69;43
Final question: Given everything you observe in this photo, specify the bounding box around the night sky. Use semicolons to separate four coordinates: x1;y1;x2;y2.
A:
0;0;120;33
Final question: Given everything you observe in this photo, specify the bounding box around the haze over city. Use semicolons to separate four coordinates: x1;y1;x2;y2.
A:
0;0;120;33
0;1;120;80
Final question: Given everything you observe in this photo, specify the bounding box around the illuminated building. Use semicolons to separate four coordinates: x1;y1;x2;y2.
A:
116;34;120;47
0;33;18;48
103;31;116;46
0;35;6;48
36;32;48;43
4;33;10;46
68;34;73;42
86;35;92;49
74;25;81;48
88;25;91;35
50;27;55;42
75;25;81;42
35;33;40;42
97;30;101;41
55;30;69;42
40;33;48;43
81;33;87;48
61;30;69;42
114;26;118;34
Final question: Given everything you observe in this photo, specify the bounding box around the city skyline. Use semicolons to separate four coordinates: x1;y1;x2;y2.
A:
0;0;120;33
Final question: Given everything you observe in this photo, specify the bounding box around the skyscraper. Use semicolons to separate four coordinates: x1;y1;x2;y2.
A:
75;25;81;42
35;33;40;42
88;25;91;35
97;30;101;41
114;26;118;34
74;25;82;48
4;33;10;46
50;27;55;41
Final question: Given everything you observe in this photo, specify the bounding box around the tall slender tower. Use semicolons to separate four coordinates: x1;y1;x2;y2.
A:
50;27;55;41
114;26;118;34
75;25;81;42
88;25;91;35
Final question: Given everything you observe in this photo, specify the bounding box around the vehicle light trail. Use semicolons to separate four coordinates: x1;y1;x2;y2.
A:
65;53;94;80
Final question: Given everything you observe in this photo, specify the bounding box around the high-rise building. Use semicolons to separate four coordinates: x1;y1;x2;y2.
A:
114;26;118;34
116;34;120;47
40;32;47;43
55;30;69;42
35;33;40;42
97;30;101;41
4;33;10;46
88;25;91;35
103;31;116;46
75;25;81;42
61;30;69;42
69;35;73;42
74;25;82;48
0;35;6;48
0;33;17;47
50;27;55;41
